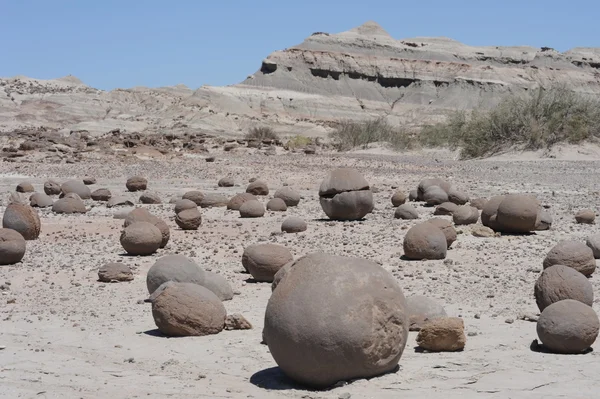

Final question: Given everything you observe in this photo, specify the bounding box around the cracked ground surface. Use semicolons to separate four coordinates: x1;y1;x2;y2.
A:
1;149;600;398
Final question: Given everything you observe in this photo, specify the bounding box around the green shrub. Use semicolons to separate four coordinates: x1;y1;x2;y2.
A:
419;86;600;159
285;135;312;149
329;118;417;151
245;126;279;141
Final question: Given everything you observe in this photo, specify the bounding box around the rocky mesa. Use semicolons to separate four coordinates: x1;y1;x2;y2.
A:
2;21;600;138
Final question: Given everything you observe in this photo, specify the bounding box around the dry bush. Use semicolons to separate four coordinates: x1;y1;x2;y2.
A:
329;118;417;151
245;126;279;141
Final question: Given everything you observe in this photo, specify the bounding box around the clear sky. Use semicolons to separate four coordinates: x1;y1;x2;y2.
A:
1;0;598;90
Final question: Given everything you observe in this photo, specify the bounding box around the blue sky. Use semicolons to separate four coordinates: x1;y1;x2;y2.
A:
1;0;597;90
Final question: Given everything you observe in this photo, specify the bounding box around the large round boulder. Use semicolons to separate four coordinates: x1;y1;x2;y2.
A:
274;187;301;207
264;253;409;388
44;180;61;196
126;176;148;192
575;209;596;224
403;222;447;260
246;180;269;196
182;191;204;206
61;180;91;200
175;208;202;230
434;202;459;216
422;186;448;206
227;193;257;210
139;192;162;204
2;204;41;240
120;222;162;256
426;218;457;248
242;243;293;282
495;194;539;233
218;177;235;187
174;198;197;214
91;188;111;201
534;265;594;312
266;198;287;212
319;168;373;221
447;188;469;205
124;208;170;248
239;200;265;218
146;254;206;294
199;193;229;208
586;233;600;258
536;299;599;354
203;271;234;301
149;282;226;337
391;191;407;207
0;228;26;265
394;204;419;220
29;193;53;208
406;295;447;331
452;206;479;225
52;197;87;214
16;182;34;193
417;178;451;200
543;241;596;277
481;195;505;231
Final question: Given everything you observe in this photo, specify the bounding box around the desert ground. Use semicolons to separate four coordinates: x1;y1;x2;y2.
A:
1;147;600;399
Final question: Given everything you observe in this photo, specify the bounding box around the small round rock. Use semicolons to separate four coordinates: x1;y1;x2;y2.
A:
175;208;202;230
391;191;407;207
174;199;198;214
91;188;111;201
52;197;87;214
29;193;53;208
246;180;269;196
146;254;206;294
281;217;307;233
2;204;41;240
266;198;287;212
0;228;26;265
139;192;162;204
537;299;599;354
394;204;419;220
181;191;204;205
44;180;62;195
242;243;293;282
61;180;91;200
227;193;257;210
126;176;148;192
218;177;235;187
452;206;479;226
403;222;447;260
16;182;34;193
274;187;301;207
543;240;596;276
120;221;162;256
534;265;594;312
575;209;595;224
239;200;265;218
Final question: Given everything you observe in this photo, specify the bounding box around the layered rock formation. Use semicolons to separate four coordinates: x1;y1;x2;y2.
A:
2;21;600;138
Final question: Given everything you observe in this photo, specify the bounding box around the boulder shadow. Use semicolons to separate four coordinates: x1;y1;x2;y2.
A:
529;339;593;354
142;329;167;338
310;218;367;223
250;367;305;391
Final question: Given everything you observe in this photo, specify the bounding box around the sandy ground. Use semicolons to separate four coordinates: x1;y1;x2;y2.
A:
1;149;600;399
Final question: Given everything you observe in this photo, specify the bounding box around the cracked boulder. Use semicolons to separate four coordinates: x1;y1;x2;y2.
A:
318;168;374;221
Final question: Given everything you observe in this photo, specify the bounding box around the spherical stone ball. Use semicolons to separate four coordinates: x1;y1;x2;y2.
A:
264;253;409;388
218;177;235;187
447;188;469;205
281;216;307;233
227;193;257;210
174;199;198;214
44;180;61;196
239;200;265;218
2;204;41;240
434;202;459;216
586;233;600;259
126;176;148;192
575;209;596;224
199;193;229;208
274;187;301;207
319;168;370;197
181;191;204;206
91;188;111;201
391;191;407;207
82;177;96;185
536;299;599;354
29;192;53;208
150;282;226;337
320;190;374;221
52;197;87;214
543;240;596;277
534;265;594;312
124;208;170;248
406;295;448;331
0;228;26;265
202;271;234;301
242;243;293;282
469;197;488;210
246;180;269;196
422;186;448;206
16;182;34;193
175;208;202;230
60;180;91;200
426;218;457;248
139;192;162;204
394;204;419;220
495;194;539;233
403;222;447;260
408;189;419;202
481;195;505;231
98;262;134;282
266;198;287;212
452;206;479;226
120;221;162;256
146;254;206;294
417;178;451;200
